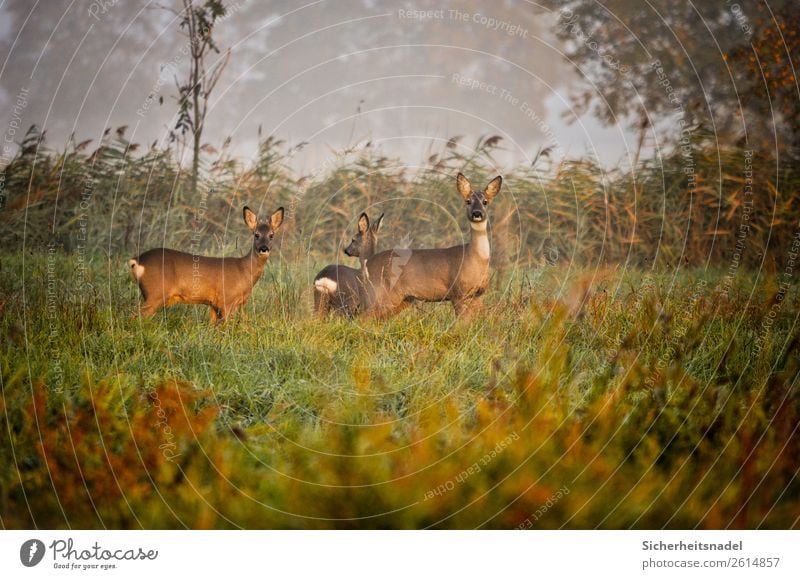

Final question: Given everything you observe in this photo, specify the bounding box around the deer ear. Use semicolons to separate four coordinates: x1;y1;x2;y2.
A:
484;175;502;201
243;206;258;230
372;213;385;232
457;173;472;200
270;207;285;231
358;212;369;233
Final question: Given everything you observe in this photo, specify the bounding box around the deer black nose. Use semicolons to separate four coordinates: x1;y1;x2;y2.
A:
258;245;269;253
472;210;484;220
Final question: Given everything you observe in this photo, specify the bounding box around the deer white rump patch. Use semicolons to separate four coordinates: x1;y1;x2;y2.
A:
315;277;338;294
129;259;145;280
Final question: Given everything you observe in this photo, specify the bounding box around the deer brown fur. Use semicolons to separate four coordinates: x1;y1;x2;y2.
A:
314;212;383;318
129;206;284;323
362;173;501;319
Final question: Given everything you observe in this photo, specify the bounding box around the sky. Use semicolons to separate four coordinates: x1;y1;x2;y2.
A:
0;0;637;175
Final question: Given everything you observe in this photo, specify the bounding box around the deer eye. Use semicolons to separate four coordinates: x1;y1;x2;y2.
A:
269;232;274;239
483;199;488;206
254;232;261;239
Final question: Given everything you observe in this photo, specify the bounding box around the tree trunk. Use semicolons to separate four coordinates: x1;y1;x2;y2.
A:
191;57;201;198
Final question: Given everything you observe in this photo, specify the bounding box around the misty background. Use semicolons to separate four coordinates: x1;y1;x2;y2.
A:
0;0;635;175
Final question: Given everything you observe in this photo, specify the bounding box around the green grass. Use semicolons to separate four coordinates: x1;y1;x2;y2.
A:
1;250;798;529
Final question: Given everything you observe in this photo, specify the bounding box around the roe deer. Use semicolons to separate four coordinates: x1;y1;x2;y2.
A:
129;206;285;323
363;173;501;319
314;212;384;317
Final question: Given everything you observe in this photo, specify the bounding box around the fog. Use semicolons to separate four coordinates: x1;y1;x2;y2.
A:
0;0;635;173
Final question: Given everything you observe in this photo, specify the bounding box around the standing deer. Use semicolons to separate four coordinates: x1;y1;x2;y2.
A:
363;173;501;319
314;212;384;317
129;206;284;323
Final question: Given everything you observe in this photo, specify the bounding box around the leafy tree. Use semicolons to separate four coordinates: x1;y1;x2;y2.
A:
546;0;799;157
165;0;231;195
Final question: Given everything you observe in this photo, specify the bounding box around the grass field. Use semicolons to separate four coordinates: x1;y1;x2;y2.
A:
2;249;798;529
1;126;799;528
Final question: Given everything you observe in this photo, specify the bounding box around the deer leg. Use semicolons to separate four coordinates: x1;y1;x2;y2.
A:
393;299;413;317
218;303;238;323
453;296;483;319
208;306;221;324
314;287;330;318
361;285;395;320
138;300;161;319
363;300;390;320
367;295;409;320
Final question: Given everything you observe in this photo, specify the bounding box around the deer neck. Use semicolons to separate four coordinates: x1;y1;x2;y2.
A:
359;238;376;270
469;220;491;261
243;250;269;284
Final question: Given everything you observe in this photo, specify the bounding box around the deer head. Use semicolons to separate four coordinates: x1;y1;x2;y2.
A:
344;212;384;258
457;173;502;224
243;206;285;258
